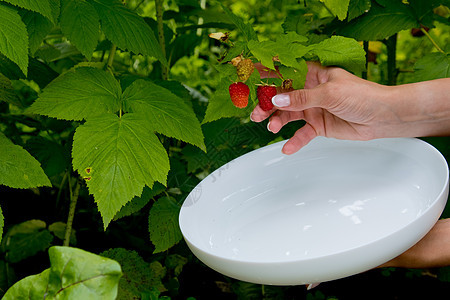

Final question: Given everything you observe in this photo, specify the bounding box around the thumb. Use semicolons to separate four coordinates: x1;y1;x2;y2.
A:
271;86;326;111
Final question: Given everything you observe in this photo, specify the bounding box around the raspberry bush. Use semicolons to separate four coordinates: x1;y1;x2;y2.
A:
0;0;449;299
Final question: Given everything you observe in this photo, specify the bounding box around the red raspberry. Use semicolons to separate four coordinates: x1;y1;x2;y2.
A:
228;82;249;108
257;85;277;111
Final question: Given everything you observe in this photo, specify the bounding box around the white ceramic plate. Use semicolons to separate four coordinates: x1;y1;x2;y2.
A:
179;137;449;285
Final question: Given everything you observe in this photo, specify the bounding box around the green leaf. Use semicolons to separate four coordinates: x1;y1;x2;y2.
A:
308;36;366;73
2;269;50;300
72;113;170;228
122;79;206;151
0;4;29;76
413;52;450;82
60;0;99;60
100;248;167;299
1;0;59;24
347;0;371;21
248;33;308;70
322;0;351;20
45;246;122;299
148;196;182;253
28;67;122;121
25;136;70;177
0;72;21;107
0;132;51;188
113;183;165;220
279;60;308;89
3;246;122;299
20;10;53;55
220;3;258;42
89;0;168;66
336;1;419;40
3;219;53;263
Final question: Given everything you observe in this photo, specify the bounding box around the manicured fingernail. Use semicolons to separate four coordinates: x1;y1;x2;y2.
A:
272;94;290;107
267;121;272;132
250;113;255;122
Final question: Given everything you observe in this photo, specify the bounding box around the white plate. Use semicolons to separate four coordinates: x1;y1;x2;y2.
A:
179;137;449;285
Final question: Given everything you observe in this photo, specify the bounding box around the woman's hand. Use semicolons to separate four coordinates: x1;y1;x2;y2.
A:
251;62;450;155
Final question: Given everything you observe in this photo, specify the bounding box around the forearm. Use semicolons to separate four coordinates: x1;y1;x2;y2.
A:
377;78;450;138
380;219;450;268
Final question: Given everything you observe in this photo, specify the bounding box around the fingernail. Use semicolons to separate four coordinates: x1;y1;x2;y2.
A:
267;121;272;132
272;94;290;107
250;113;255;122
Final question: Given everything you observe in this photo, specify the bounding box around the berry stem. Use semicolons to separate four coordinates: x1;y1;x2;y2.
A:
421;27;445;54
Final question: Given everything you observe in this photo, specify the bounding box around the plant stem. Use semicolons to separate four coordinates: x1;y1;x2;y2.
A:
64;179;81;247
362;41;369;80
421;28;445;54
155;0;168;80
106;44;117;73
385;34;398;86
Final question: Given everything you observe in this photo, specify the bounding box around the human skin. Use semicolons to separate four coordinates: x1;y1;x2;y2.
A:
250;62;450;268
251;62;450;155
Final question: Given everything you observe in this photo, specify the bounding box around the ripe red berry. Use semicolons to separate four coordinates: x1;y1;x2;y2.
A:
257;85;277;111
229;82;249;108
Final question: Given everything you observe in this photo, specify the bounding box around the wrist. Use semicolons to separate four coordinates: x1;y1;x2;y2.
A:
376;78;450;138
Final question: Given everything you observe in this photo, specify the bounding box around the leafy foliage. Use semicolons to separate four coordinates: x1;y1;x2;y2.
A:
148;196;182;253
0;0;449;299
72;113;170;228
100;248;166;299
28;67;122;121
0;132;51;188
0;4;29;75
3;246;122;299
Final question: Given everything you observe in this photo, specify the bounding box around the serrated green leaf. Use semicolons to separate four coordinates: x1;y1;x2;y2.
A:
72;113;170;228
308;36;366;73
322;0;350;20
90;0;167;66
46;246;122;299
336;1;418;40
0;132;51;188
1;0;59;24
248;34;308;71
60;0;99;60
220;3;258;42
279;60;308;89
248;40;277;70
2;268;50;300
113;183;165;221
20;10;53;55
148;196;182;253
347;0;371;21
28;67;122;121
4;219;53;263
413;52;450;82
100;248;167;299
0;4;29;76
122;79;206;151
